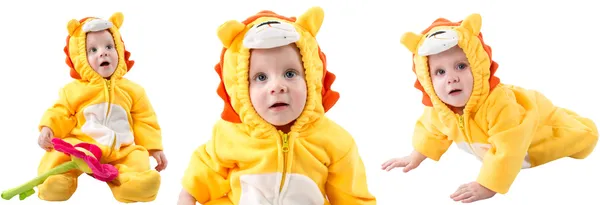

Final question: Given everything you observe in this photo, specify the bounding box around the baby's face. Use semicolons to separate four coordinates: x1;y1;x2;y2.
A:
428;46;473;108
249;44;307;127
86;30;118;79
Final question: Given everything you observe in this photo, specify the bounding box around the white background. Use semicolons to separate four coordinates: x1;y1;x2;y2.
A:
1;0;598;204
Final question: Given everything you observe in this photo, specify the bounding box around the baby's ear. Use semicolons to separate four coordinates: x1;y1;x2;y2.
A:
67;19;80;36
460;13;482;36
109;12;124;29
296;6;324;37
400;32;423;54
217;20;246;48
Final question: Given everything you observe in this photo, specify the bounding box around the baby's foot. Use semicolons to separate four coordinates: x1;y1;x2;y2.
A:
109;170;161;202
38;174;77;201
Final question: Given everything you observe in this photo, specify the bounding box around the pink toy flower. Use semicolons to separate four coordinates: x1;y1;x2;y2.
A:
51;138;118;181
1;138;119;200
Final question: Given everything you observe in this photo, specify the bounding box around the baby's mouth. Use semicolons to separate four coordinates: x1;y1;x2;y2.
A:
449;89;462;95
100;61;110;67
270;102;289;108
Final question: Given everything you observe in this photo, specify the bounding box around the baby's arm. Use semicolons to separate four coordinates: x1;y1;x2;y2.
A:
412;107;452;161
181;124;233;204
325;130;376;204
130;87;162;151
477;92;538;194
39;86;77;138
177;188;197;205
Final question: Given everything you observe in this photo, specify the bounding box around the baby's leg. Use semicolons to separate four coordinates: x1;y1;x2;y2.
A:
566;109;598;159
530;108;599;166
107;145;161;203
37;138;83;201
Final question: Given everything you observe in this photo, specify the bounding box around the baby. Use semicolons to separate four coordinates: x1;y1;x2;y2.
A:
36;12;168;202
177;7;376;205
382;13;598;203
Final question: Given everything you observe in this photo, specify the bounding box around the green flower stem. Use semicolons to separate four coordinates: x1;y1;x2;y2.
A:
1;161;78;200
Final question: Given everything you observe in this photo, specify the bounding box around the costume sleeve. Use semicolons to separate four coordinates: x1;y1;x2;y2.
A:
39;87;77;138
325;138;376;204
131;87;162;151
412;107;453;161
181;130;232;204
476;94;538;194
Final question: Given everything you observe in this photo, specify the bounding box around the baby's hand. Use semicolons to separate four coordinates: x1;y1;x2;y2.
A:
149;150;168;172
38;127;54;151
450;181;496;203
381;150;427;172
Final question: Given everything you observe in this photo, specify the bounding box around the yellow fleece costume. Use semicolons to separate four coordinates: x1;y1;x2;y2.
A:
401;13;599;194
181;7;376;205
36;12;162;202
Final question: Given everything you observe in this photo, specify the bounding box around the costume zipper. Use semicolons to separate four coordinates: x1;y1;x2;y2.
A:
105;79;112;117
105;79;115;157
458;115;477;157
279;132;289;192
458;115;465;131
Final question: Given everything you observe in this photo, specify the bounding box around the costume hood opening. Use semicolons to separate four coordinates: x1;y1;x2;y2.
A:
64;12;134;83
214;6;340;137
400;13;500;115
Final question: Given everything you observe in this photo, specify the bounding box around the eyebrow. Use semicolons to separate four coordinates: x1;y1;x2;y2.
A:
257;21;281;28
426;30;446;38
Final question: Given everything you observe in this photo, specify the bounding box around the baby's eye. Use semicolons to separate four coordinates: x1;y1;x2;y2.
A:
256;73;267;81
284;70;297;78
89;48;97;53
435;69;445;75
457;63;467;70
106;45;113;49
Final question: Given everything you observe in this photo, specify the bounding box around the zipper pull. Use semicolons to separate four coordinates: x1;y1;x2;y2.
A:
282;133;289;153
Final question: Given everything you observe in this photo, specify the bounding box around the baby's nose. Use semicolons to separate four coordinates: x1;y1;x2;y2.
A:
447;75;460;83
270;84;288;94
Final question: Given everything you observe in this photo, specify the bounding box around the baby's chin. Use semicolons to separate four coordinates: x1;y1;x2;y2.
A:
266;118;295;126
93;68;116;78
261;114;300;127
440;98;467;108
447;103;467;110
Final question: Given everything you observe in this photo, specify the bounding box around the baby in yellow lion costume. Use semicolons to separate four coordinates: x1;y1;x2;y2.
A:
35;12;168;203
178;6;376;205
382;13;598;203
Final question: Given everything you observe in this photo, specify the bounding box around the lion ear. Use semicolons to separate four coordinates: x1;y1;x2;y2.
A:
460;13;482;36
217;20;246;48
67;19;80;36
109;12;124;29
296;6;324;37
400;32;423;54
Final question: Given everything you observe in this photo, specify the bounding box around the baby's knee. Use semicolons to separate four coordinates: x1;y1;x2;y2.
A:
114;147;152;172
111;170;161;202
38;175;77;201
583;130;598;151
571;135;598;159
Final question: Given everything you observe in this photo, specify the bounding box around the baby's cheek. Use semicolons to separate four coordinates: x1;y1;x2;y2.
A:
294;87;308;100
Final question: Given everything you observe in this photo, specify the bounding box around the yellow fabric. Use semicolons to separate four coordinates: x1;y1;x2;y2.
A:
182;7;375;204
36;12;162;202
401;13;598;194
